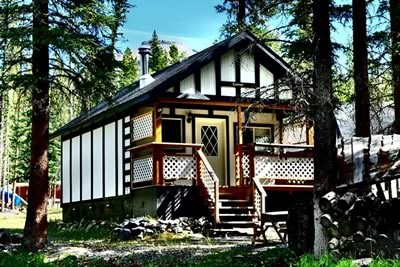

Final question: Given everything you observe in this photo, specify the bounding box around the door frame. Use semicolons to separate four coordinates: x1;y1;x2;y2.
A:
192;114;230;186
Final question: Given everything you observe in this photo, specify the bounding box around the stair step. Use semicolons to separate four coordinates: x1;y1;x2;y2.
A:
220;213;254;217
219;221;256;225
218;206;254;210
219;199;249;202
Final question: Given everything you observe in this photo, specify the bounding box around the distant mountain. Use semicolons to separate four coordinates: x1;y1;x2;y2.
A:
140;39;197;57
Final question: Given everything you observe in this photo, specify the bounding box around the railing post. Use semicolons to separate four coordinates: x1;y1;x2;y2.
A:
249;144;255;181
214;179;220;224
195;147;201;186
159;144;164;186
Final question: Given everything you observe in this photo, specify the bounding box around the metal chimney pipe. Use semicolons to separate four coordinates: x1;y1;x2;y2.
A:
138;45;151;76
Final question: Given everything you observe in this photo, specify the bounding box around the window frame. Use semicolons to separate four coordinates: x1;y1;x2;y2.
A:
161;115;185;152
234;123;274;145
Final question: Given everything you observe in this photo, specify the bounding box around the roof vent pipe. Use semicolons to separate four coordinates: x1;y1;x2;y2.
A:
138;45;151;76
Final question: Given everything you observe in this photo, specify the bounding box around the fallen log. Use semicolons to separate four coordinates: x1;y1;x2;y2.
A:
319;191;338;212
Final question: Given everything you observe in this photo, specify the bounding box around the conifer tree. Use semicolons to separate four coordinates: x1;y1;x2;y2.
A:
149;30;168;72
119;47;139;87
0;0;130;250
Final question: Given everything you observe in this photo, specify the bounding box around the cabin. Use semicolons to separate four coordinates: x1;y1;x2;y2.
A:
52;31;314;232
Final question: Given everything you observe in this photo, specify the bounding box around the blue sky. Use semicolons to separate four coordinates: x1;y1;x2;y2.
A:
121;0;226;52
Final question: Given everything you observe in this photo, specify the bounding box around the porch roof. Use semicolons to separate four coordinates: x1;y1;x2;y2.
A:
51;30;293;139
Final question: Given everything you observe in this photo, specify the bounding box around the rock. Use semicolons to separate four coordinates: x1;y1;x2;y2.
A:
190;233;205;241
0;243;5;251
145;229;154;235
118;228;131;241
173;226;183;234
131;227;145;237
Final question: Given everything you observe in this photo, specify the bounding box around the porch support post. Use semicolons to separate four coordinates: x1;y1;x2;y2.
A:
237;106;244;186
278;111;283;144
153;102;162;142
153;103;163;185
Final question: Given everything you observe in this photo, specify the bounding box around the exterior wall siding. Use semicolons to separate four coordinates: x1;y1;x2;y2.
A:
61;119;125;205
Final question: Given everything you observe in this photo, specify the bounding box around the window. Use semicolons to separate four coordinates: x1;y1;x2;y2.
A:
162;117;184;143
235;124;273;144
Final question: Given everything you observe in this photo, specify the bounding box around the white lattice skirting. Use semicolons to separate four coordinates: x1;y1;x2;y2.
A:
132;156;153;183
164;156;197;180
131;112;153;141
255;156;314;180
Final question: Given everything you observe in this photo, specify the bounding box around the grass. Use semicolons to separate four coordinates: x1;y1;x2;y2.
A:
1;245;400;266
2;211;400;266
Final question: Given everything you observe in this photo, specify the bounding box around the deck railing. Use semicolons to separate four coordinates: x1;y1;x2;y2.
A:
129;142;203;187
236;143;314;186
129;142;220;223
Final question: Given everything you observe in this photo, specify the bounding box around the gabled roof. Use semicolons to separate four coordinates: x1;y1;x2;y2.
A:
52;30;292;138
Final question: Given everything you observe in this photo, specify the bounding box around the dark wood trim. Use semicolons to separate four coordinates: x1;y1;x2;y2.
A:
124;169;131;176
60;139;63;205
157;97;296;111
215;57;221;96
235;49;241;97
194;70;201;93
79;134;82;202
115;121;119;197
169;107;175;116
90;130;94;200
69;138;72;203
174;83;180;94
123;158;131;164
220;81;257;88
255;55;261;99
102;125;105;199
191;114;231;186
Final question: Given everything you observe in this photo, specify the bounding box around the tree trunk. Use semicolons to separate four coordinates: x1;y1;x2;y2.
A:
287;192;314;253
23;0;49;251
353;0;370;137
391;0;400;133
312;0;337;257
238;0;246;31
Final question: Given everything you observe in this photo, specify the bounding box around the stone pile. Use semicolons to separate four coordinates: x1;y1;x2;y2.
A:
113;217;212;241
0;230;23;252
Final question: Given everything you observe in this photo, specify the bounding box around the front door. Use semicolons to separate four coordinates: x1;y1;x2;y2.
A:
195;117;226;185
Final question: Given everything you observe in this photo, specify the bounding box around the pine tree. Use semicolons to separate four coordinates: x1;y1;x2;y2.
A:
0;0;130;250
312;0;337;257
391;0;400;133
149;30;168;72
119;48;139;87
168;44;180;65
353;0;370;137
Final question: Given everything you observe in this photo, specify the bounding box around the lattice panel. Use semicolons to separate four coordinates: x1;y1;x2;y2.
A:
242;154;250;178
132;156;153;183
131;112;153;141
255;156;314;180
254;188;261;217
199;162;216;202
164;155;197;180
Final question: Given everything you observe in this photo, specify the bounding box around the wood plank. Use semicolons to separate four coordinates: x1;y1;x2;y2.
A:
157;97;296;111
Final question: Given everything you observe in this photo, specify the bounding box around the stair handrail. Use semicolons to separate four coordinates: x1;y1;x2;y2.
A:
252;176;267;219
197;150;220;224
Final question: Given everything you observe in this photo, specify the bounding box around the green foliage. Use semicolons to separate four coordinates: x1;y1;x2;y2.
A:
118;47;139;88
7;91;31;182
168;44;180;65
149;30;168;72
0;250;52;267
297;254;354;267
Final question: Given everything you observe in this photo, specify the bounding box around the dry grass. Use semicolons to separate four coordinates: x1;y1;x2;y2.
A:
0;208;62;231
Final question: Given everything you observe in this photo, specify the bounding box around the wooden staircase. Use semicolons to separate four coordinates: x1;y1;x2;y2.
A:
212;187;256;235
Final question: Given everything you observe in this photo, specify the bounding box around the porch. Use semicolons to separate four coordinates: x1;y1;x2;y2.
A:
129;142;314;228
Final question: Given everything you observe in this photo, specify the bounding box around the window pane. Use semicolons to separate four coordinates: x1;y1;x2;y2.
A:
254;128;271;143
162;119;182;143
201;126;218;156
